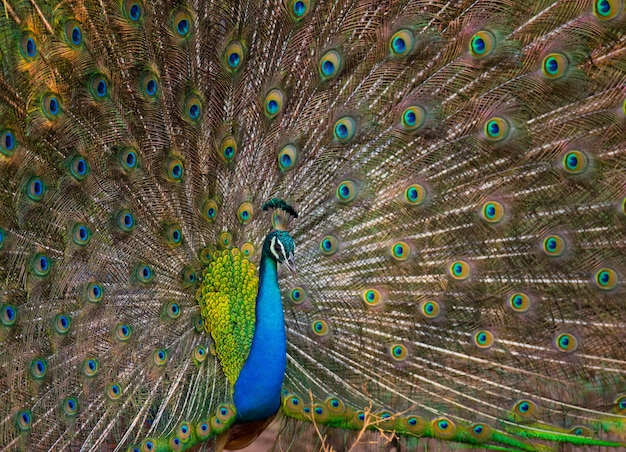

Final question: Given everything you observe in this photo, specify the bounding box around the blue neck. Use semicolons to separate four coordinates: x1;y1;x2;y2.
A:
233;253;286;422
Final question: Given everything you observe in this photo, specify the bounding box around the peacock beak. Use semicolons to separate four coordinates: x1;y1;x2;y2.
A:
284;254;297;274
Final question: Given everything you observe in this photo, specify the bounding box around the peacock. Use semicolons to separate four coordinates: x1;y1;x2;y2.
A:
0;0;625;450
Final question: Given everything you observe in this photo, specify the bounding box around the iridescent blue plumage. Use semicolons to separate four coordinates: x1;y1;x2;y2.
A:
233;231;295;423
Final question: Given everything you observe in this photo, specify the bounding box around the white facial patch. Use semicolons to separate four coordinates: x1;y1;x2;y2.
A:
270;235;288;263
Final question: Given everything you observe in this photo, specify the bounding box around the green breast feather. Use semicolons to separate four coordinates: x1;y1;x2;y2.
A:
197;248;258;387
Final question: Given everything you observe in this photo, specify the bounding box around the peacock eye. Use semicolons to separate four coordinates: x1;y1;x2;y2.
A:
271;236;291;262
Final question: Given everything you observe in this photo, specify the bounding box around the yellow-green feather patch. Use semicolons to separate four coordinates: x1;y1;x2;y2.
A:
197;248;258;386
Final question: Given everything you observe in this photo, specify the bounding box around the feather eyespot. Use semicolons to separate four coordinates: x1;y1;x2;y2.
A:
312;404;328;421
2;304;17;327
107;383;122;400
164;224;183;247
513;400;537;418
320;235;339;255
169;436;182;451
165;156;184;181
469;423;492;441
542;234;566;257
33;252;51;277
555;333;578;352
594;268;618;290
117;210;136;232
89;74;109;100
404;183;427;205
469;31;495;58
483;117;509;142
287;0;311;20
403;416;426;434
19;31;38;60
1;129;17;157
561;150;588;174
164;301;181;320
181;266;197;286
389;344;408;361
352;411;367;427
615;395;626;414
225;41;244;71
333;116;356;141
64;20;83;48
123;0;144;23
141;439;155;452
54;314;71;334
61;397;79;416
264;88;285;118
391;241;410;261
177;422;192;441
473;330;495;349
114;324;132;342
326;397;345;414
42;93;62;119
152;349;168;366
290;287;307;304
172;8;193;39
26;176;46;202
362;288;382;307
241;242;254;257
199;248;213;266
376;411;396;429
30;358;47;380
193;345;207;363
183;93;203;123
219;232;232;249
16;410;32;431
336;180;358;203
508;292;531;313
432;418;456;439
283;394;303;413
389;29;414;57
202;199;218;222
278;144;297;171
83;358;99;377
449;260;471;280
86;282;104;303
237;202;254;225
196;422;211;439
311;319;330;336
220;136;237;163
319;50;342;80
420;300;441;319
140;71;159;98
570;426;593;437
119;147;139;172
136;263;154;283
401;106;426;131
594;0;622;19
480;201;505;223
216;404;236;424
69;155;90;181
542;53;568;79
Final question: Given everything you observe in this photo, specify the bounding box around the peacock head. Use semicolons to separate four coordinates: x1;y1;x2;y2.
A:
264;230;296;273
261;198;298;273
